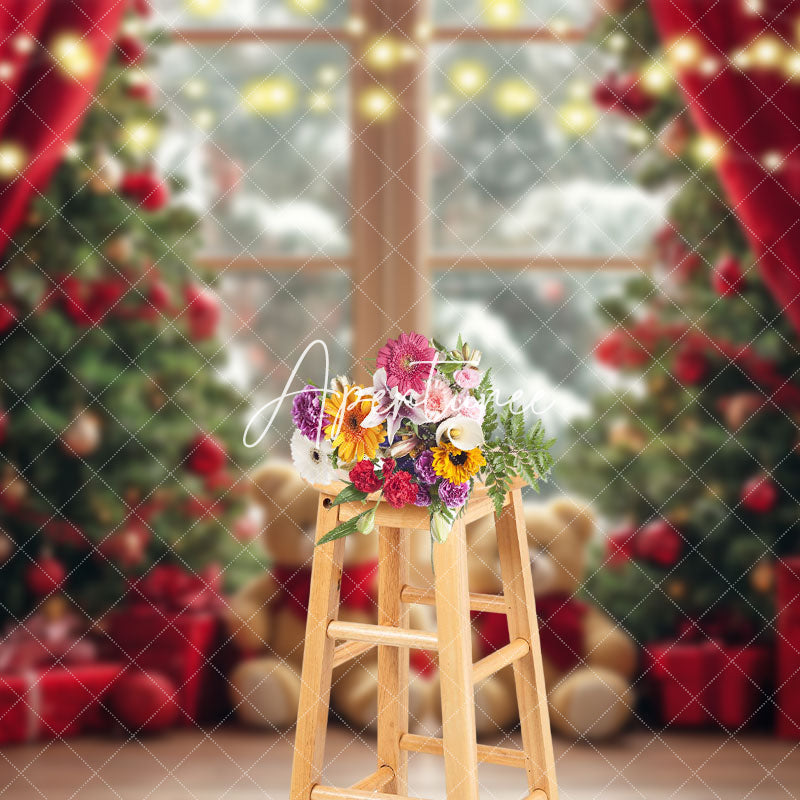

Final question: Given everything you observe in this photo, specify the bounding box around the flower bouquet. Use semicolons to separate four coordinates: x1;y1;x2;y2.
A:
289;332;554;545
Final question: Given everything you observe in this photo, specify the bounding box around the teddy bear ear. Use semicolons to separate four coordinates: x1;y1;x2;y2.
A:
549;497;595;542
250;462;303;510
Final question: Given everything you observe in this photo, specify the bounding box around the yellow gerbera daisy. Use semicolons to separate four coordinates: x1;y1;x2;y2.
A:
431;442;486;484
324;385;384;463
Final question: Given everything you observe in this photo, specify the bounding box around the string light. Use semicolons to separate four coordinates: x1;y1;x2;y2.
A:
241;77;296;115
122;119;159;153
288;0;326;14
699;56;721;76
364;36;402;71
345;16;366;36
432;94;456;116
415;20;433;41
481;0;522;28
448;60;489;96
762;151;783;171
12;34;34;55
557;101;596;136
192;108;216;129
626;126;650;148
691;135;724;166
668;36;702;69
732;49;751;69
743;0;764;13
308;91;333;112
0;62;13;81
50;33;95;80
317;65;338;85
640;61;672;94
358;87;396;120
784;52;800;79
183;0;224;15
548;17;571;36
0;142;25;179
750;35;782;67
492;78;538;116
183;78;208;98
608;33;628;53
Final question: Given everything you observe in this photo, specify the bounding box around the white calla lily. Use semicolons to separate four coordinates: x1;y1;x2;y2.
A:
435;415;484;450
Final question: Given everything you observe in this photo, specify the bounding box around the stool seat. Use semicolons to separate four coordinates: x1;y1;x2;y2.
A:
289;480;559;800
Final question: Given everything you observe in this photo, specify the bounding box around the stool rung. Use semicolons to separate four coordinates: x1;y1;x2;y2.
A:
332;639;376;668
400;585;507;614
473;637;530;684
311;786;430;800
399;733;527;769
327;620;438;651
527;792;548;800
350;765;394;791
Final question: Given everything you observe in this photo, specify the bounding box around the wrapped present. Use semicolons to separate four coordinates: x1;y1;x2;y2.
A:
777;557;800;738
0;663;122;745
106;564;222;725
646;639;769;728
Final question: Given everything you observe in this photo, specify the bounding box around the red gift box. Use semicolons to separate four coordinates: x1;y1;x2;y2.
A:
0;663;122;745
646;640;770;728
107;607;219;726
776;557;800;738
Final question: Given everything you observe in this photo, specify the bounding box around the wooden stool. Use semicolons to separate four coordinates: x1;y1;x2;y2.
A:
289;478;558;800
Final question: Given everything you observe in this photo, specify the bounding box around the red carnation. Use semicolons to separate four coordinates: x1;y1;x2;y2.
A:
349;460;382;493
381;458;396;478
383;471;417;509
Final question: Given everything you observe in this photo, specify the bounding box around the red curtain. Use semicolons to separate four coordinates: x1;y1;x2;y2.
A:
649;0;800;332
0;0;127;254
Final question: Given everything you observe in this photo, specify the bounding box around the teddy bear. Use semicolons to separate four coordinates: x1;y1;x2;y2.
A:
226;462;434;732
411;496;638;740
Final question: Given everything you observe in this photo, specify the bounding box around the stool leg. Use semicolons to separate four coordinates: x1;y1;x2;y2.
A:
376;526;410;794
433;518;479;800
496;489;558;800
290;495;346;800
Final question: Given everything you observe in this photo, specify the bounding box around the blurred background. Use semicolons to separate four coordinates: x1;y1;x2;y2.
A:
1;0;799;798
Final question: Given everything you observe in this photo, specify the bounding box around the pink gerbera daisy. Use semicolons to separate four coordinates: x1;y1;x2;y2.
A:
376;332;436;395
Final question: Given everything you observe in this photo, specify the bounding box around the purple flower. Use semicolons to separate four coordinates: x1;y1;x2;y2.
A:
414;450;437;485
413;484;432;507
438;479;470;509
292;385;329;441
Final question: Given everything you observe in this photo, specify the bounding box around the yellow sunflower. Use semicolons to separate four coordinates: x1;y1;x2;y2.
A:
431;442;486;484
324;385;384;463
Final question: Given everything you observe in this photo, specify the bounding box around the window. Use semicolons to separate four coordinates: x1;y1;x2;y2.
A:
150;0;663;454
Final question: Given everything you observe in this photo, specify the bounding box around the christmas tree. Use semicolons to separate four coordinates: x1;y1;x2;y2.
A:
0;5;257;625
559;1;800;645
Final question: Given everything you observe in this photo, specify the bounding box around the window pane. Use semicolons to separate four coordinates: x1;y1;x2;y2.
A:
154;42;350;257
432;268;629;449
151;0;348;29
219;270;352;457
434;0;595;29
431;43;664;257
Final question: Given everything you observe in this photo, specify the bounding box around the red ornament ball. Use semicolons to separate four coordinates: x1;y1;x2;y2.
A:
62;411;102;457
673;344;709;385
741;475;778;513
606;525;637;566
593;72;654;116
712;255;746;296
0;409;7;445
184;284;221;340
121;171;170;212
187;433;227;476
108;671;179;734
635;519;683;568
0;301;18;334
0;530;13;563
26;555;67;597
116;34;145;65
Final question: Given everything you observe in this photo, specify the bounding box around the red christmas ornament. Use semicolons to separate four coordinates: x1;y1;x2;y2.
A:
594;328;650;369
62;411;102;457
674;250;702;281
0;530;13;563
636;519;683;568
187;434;227;476
606;525;637;566
712;254;746;296
184;284;221;340
107;671;179;734
101;521;151;568
130;0;152;16
0;301;18;334
43;520;86;547
593;72;655;116
26;555;67;597
0;409;7;445
116;34;146;66
741;475;778;514
139;279;171;320
673;343;709;385
121;171;170;212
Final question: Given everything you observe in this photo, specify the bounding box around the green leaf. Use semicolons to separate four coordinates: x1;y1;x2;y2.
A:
316;509;373;545
330;484;369;506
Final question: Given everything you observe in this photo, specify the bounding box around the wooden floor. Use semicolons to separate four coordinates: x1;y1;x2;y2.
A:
1;726;799;800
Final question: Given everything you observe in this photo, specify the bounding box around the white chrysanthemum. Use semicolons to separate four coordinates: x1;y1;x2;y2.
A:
290;429;336;485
